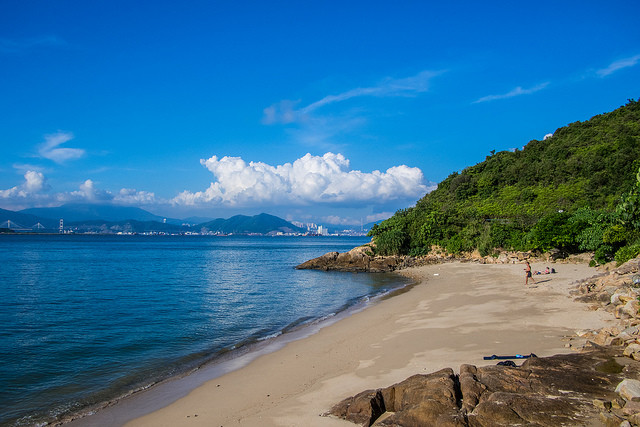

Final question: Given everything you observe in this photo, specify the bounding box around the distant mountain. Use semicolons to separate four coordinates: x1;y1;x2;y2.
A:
0;208;58;230
199;213;305;234
2;205;307;235
20;203;174;223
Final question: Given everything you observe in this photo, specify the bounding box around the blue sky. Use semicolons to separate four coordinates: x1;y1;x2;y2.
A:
1;1;639;225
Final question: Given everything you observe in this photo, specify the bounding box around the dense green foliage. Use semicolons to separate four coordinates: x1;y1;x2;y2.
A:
370;99;640;265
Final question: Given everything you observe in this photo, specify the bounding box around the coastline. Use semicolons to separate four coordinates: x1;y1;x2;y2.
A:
111;261;611;426
64;275;410;427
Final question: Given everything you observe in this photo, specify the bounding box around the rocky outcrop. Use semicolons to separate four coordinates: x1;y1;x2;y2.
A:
327;345;640;426
295;245;425;272
572;257;640;325
297;244;595;273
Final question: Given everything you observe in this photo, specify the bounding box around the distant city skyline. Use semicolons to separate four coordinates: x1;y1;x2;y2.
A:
1;1;639;225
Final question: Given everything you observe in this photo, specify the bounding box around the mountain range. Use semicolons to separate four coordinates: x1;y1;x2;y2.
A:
20;203;183;224
0;204;308;235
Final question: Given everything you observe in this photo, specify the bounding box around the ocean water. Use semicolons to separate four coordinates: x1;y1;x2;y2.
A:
0;234;408;426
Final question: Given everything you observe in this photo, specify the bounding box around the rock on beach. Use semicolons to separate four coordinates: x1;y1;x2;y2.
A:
326;255;640;426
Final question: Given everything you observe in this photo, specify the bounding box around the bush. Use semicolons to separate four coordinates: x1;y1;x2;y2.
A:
444;235;464;254
374;228;408;256
526;212;576;252
615;244;640;266
595;244;615;264
408;246;430;256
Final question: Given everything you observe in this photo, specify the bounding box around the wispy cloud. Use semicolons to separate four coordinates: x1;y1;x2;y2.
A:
38;132;86;163
473;82;550;104
0;35;68;54
596;54;640;77
262;70;443;125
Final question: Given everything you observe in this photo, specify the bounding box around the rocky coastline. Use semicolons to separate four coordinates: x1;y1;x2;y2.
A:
319;251;640;426
295;243;590;273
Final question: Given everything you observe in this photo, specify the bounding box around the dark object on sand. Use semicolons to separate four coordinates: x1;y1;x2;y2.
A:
483;353;537;360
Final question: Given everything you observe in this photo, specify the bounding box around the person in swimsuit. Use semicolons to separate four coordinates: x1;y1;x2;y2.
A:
524;261;536;286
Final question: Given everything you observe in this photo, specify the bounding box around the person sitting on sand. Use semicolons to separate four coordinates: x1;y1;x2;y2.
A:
544;267;550;274
524;261;536;286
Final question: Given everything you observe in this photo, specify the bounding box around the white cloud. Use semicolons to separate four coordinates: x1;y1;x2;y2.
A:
0;170;48;200
23;170;47;192
64;179;112;202
172;152;429;208
114;188;157;204
38;131;85;163
597;54;640;77
263;70;442;125
473;82;550;104
322;215;354;226
0;171;159;210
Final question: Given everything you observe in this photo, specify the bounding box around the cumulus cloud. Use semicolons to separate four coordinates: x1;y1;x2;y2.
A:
23;170;47;192
38;131;85;163
78;179;111;201
597;54;640;77
114;188;157;204
473;82;550;104
62;180;156;205
262;70;442;125
172;152;430;208
1;171;157;210
0;170;49;200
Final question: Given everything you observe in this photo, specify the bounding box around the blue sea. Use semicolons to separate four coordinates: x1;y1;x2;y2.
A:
0;234;408;426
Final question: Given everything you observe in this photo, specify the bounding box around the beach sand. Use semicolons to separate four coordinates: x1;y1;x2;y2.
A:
123;261;612;427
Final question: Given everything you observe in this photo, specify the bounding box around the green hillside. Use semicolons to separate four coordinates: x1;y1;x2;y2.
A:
370;99;640;264
199;213;305;234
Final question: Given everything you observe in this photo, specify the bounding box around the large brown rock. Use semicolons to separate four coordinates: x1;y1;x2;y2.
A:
296;245;407;272
328;346;640;426
328;369;465;426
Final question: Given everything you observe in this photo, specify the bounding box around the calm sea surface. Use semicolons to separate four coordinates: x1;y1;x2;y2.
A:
0;234;408;426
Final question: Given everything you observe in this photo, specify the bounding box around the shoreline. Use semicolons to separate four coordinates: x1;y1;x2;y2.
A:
108;260;612;426
64;275;413;427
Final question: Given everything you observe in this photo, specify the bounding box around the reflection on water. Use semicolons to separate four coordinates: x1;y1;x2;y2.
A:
0;235;408;426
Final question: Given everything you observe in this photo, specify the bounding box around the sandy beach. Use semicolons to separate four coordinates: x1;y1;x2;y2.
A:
118;261;612;427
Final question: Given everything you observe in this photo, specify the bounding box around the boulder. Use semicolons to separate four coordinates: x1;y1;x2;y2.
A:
623;300;640;318
295;245;413;272
329;347;637;426
327;369;463;426
295;251;339;270
617;258;640;275
547;248;567;260
617;379;640;402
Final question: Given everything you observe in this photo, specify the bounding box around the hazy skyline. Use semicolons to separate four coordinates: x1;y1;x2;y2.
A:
1;1;639;225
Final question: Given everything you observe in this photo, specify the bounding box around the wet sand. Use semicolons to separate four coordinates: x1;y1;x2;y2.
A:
115;262;610;426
